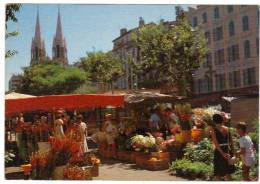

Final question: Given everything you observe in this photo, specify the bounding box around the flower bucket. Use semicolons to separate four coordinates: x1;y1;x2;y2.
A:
38;142;50;154
181;130;191;143
52;165;66;180
91;164;99;177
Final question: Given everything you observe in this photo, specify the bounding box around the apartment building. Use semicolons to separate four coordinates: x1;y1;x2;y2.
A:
185;5;259;94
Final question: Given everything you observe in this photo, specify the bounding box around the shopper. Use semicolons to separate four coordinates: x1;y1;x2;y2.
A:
75;114;88;153
210;114;235;181
235;122;256;181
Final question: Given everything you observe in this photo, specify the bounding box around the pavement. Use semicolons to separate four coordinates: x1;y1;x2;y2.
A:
5;159;186;181
94;158;187;181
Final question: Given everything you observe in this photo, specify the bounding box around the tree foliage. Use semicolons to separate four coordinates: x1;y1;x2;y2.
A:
17;62;87;96
132;13;208;96
78;51;124;85
5;4;21;59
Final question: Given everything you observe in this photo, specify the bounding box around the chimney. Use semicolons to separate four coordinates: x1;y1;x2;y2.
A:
139;17;145;27
120;28;127;36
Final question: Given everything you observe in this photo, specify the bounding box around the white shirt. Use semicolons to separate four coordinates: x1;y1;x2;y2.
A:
239;135;256;166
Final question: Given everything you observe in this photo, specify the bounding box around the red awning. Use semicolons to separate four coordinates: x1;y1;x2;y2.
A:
5;94;124;116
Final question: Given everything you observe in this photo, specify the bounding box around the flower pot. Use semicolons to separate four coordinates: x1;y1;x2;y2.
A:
181;130;191;143
52;165;66;180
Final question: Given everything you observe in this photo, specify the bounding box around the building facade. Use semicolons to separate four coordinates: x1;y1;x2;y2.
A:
112;17;174;90
185;5;259;94
9;74;22;91
112;17;145;89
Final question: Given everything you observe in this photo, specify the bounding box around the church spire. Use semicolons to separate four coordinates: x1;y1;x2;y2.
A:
52;6;68;66
55;6;63;40
30;7;46;66
34;7;41;41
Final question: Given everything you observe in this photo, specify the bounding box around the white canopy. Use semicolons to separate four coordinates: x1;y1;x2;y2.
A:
5;92;35;100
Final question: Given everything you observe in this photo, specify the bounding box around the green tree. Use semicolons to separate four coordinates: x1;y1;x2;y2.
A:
5;4;21;59
132;12;208;96
78;51;124;93
17;61;87;95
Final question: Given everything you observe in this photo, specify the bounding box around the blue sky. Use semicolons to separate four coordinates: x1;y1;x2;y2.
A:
5;4;189;90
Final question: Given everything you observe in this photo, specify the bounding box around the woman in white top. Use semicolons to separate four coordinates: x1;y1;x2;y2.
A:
76;114;88;153
54;114;65;139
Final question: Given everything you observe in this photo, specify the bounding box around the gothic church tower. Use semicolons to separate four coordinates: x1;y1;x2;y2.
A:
52;9;68;65
30;9;46;65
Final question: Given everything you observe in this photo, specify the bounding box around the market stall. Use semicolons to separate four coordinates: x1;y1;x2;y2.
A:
5;93;124;180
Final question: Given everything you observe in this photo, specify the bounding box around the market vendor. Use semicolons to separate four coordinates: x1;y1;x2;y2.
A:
164;107;179;130
104;114;117;152
39;116;50;142
149;108;161;133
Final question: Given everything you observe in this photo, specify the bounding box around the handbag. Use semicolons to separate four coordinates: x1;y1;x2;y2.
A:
227;128;236;165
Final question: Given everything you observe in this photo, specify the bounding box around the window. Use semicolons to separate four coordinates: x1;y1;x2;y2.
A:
202;12;207;23
204;31;211;44
243;67;256;86
229;71;241;88
215;74;226;91
203;52;212;68
242;16;249;31
244;40;251;58
213;26;223;41
229;21;235;36
227;44;239;62
227;5;234;13
214;49;225;65
257;38;259;56
193;17;198;27
214;7;220;19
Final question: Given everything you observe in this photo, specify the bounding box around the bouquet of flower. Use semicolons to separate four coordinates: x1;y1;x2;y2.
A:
49;137;81;166
30;152;49;170
175;103;192;121
130;134;156;152
174;103;192;130
63;166;92;180
30;152;51;179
